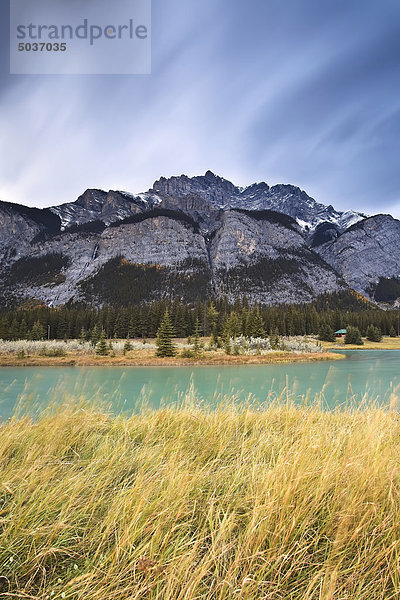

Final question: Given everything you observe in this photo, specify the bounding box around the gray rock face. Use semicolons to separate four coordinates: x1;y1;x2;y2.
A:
0;204;39;266
316;215;400;298
16;215;209;305
210;211;344;304
151;172;365;232
50;189;150;229
0;171;398;306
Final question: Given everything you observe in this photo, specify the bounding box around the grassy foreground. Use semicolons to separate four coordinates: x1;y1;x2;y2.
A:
1;402;400;599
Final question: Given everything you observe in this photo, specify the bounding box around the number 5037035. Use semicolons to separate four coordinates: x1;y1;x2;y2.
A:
18;43;67;51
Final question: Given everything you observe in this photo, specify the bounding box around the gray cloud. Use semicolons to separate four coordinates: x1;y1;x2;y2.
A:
0;0;399;217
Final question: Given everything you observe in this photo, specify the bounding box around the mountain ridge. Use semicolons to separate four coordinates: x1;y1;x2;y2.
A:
0;171;398;308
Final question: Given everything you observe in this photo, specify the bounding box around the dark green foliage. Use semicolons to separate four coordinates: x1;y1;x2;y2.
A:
245;309;266;338
389;326;397;338
345;326;363;345
318;323;336;342
269;328;281;350
310;222;340;248
0;291;400;343
366;325;382;342
30;320;46;341
123;338;133;354
373;277;400;303
95;331;109;356
218;257;302;294
7;254;69;287
64;221;106;235
90;325;100;347
80;257;211;305
0;200;61;234
192;317;202;356
109;208;200;234
79;328;87;345
313;290;377;312
180;348;196;358
156;311;176;357
232;209;298;232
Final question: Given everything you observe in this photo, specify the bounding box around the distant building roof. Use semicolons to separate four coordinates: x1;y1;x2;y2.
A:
334;329;347;335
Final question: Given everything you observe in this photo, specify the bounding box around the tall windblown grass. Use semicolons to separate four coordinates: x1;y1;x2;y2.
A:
1;400;400;599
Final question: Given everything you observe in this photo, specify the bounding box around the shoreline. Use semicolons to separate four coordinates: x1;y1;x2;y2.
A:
0;350;344;367
322;337;400;351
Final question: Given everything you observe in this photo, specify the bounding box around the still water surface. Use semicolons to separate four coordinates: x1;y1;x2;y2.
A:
0;350;399;419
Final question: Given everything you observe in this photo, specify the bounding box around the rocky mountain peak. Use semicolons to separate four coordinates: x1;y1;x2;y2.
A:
1;171;399;309
75;189;108;211
150;171;238;206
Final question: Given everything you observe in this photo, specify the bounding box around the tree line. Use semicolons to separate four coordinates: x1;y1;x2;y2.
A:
0;293;399;341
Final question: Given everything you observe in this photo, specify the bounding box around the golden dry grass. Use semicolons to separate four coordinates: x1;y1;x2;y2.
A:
322;336;400;351
1;400;400;599
0;348;342;367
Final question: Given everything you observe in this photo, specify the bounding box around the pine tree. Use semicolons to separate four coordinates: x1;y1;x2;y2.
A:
248;309;266;338
19;318;28;339
155;311;176;357
96;331;109;355
345;326;363;345
206;302;219;336
389;326;397;338
209;324;219;348
91;325;100;347
123;337;133;355
270;328;280;350
30;320;46;341
318;322;335;342
9;318;20;340
128;313;137;338
192;317;202;356
79;327;87;345
366;325;382;342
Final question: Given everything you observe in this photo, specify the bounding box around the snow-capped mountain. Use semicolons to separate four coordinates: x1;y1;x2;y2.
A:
0;171;398;307
48;171;365;234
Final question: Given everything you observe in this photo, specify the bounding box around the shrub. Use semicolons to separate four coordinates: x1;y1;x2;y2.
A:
181;349;196;358
39;345;67;357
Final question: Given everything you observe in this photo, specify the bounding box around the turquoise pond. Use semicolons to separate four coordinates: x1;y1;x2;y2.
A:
0;350;399;419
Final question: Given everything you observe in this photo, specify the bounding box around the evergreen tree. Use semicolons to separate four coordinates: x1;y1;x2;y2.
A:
128;313;138;338
19;318;28;339
247;309;266;338
389;326;397;338
345;326;363;345
79;327;87;345
30;320;46;341
91;325;100;347
123;337;133;355
155;311;176;357
209;324;219;348
366;325;382;342
9;318;20;340
96;331;109;355
269;328;280;350
318;322;336;342
206;302;219;335
192;317;202;356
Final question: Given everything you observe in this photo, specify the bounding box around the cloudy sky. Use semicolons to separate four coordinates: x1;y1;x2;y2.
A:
0;0;399;216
